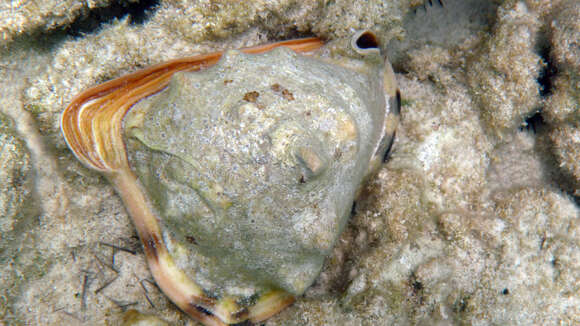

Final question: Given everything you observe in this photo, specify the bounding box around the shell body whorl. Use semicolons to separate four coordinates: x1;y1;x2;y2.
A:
61;32;399;326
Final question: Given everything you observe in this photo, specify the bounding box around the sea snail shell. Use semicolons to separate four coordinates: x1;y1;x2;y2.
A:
61;31;399;325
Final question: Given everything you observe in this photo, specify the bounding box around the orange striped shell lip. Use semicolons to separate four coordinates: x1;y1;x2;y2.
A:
60;37;324;174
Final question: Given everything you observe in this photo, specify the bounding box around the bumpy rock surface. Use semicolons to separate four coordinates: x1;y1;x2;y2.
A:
544;0;580;195
0;113;34;238
0;0;114;46
467;1;542;137
0;113;37;323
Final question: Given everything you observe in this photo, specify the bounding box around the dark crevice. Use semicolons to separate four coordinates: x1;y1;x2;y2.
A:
264;26;317;44
350;201;357;217
6;0;159;52
382;133;396;162
65;0;160;38
545;148;580;207
412;0;445;13
409;272;425;305
519;110;545;134
532;34;579;207
536;34;558;97
518;111;580;206
194;304;213;316
412;280;424;292
453;296;469;313
532;123;580;207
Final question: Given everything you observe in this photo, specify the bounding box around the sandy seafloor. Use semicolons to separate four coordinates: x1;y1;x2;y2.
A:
0;0;579;325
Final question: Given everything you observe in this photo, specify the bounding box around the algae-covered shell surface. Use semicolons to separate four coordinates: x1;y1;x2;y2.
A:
126;47;384;295
61;31;399;325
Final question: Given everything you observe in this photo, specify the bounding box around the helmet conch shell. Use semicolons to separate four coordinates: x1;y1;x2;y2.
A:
61;37;322;326
61;31;399;325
